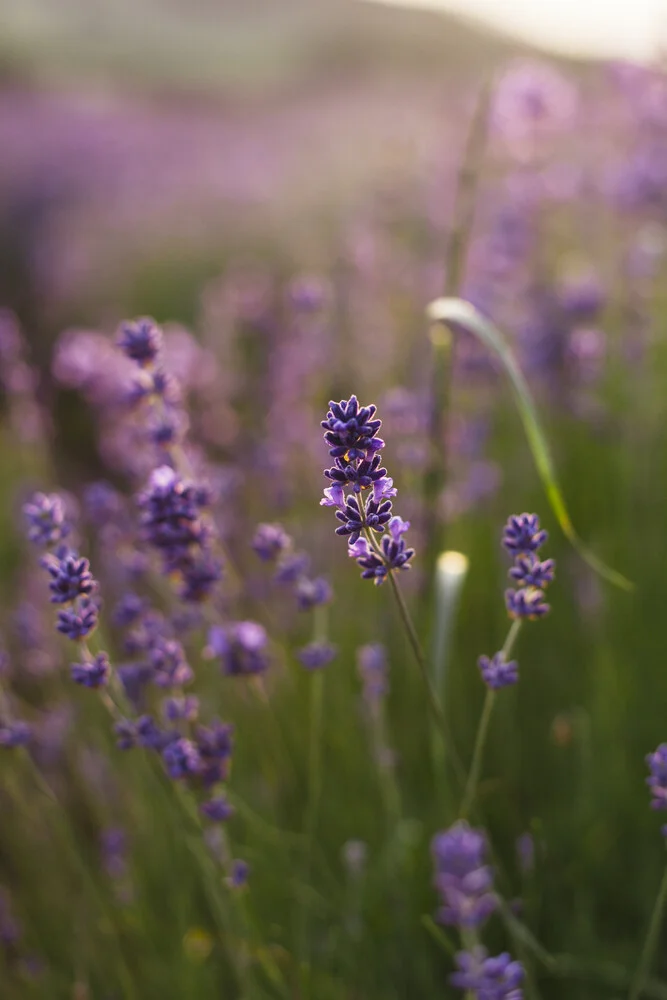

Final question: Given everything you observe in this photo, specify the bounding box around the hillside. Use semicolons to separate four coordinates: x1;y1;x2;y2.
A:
0;0;536;99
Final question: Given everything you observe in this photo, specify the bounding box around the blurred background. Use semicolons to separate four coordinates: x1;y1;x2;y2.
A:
3;2;667;997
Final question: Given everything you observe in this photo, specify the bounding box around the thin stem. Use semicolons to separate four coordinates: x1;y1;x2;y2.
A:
421;79;493;588
459;620;522;819
629;858;667;1000
387;569;446;734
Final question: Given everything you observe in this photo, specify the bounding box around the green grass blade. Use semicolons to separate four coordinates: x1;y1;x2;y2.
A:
426;297;633;591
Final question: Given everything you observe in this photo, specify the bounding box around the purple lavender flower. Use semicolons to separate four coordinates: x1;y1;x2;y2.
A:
149;638;193;689
325;454;388;492
505;588;550;620
0;720;31;748
228;859;249;888
114;718;137;751
208;622;269;677
502;514;548;555
334;494;393;542
112;593;146;628
274;552;310;584
201;796;235;822
196;720;234;786
83;482;124;527
137;466;207;564
162;737;201;780
23;493;69;548
298;642;337;670
252;523;292;561
348;517;415;584
357;643;388;704
508;554;555;589
294;576;332;611
43;550;96;604
71;652;110;689
431;822;496;928
56;598;98;639
646;744;667;814
321;396;384;461
451;947;524;999
478;653;519;690
179;553;223;603
163;695;200;723
101;827;128;880
116;317;163;366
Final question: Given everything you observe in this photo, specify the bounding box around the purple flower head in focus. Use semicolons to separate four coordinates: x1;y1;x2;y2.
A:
478;653;519;690
431;821;496;929
208;621;269;677
451;947;524;999
502;514;548;555
348;517;414;585
321;396;384;461
508;554;555;589
505;588;550;621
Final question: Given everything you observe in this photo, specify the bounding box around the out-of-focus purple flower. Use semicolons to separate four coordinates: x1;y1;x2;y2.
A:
101;827;128;880
505;588;550;621
71;652;110;689
83;482;125;527
114;718;137;751
0;890;20;946
163;695;199;723
0;720;31;748
516;833;535;874
502;514;548;555
43;550;96;604
137;466;208;565
493;61;576;143
179;552;223;603
56;598;98;640
23;493;69;548
116;317;163;366
201;796;235;822
478;653;519;690
298;642;337;670
509;554;555;589
162;737;201;780
149;638;193;689
274;551;310;584
357;643;388;704
295;576;332;611
208;622;269;677
431;821;496;928
251;523;292;561
196;720;234;786
112;593;146;628
646;744;667;817
450;947;524;999
228;859;249;888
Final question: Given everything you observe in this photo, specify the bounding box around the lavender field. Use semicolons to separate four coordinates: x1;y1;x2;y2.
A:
1;3;667;998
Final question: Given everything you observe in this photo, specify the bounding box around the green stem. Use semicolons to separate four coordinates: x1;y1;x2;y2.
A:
387;569;447;737
459;620;522;819
629;859;667;1000
421;79;492;587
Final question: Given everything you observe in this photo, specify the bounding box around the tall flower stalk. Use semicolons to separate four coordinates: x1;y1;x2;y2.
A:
460;514;555;819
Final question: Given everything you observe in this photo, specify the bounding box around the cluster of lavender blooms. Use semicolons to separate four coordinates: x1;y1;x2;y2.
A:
477;515;554;690
320;396;414;584
432;822;524;998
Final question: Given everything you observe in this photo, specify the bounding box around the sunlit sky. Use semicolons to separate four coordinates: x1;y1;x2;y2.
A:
367;0;667;60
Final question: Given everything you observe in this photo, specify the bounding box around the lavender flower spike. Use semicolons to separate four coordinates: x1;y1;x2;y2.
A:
647;744;667;816
478;653;519;690
451;947;524;999
431;821;496;928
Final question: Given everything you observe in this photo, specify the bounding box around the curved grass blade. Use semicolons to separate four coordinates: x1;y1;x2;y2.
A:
426;297;633;591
